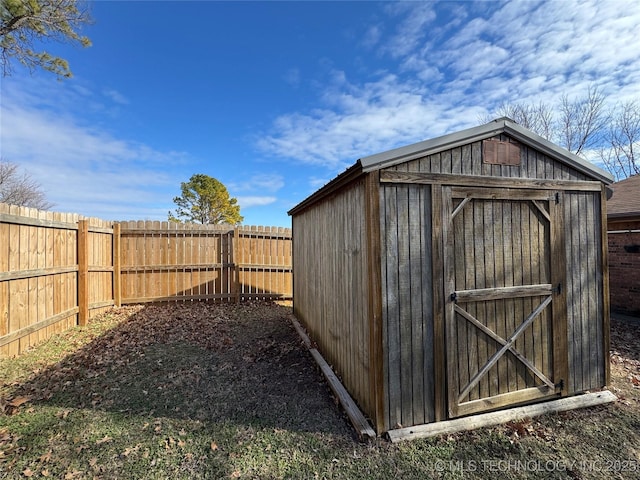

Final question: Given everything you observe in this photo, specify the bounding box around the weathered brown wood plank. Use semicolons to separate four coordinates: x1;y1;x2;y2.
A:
584;193;597;388
454;305;554;390
454;284;553;302
365;172;385;434
471;199;484;401
431;185;446;422
600;186;611;386
550;193;569;395
379;171;603;191
492;200;508;395
388;390;616;442
396;185;414;425
442;186;459;418
383;184;401;427
458;384;555;418
511;202;526;391
408;185;426;426
452;187;552;201
309;347;376;440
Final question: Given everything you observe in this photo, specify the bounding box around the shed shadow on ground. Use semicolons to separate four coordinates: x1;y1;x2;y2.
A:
7;302;356;439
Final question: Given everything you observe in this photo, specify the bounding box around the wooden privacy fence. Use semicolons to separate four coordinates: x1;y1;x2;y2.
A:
0;205;114;357
118;221;292;304
0;205;292;357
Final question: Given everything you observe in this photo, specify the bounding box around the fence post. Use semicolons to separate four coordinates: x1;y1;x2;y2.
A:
232;227;240;302
77;219;89;326
113;222;121;307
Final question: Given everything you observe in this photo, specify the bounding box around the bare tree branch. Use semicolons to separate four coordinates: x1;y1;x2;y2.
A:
558;86;607;156
484;100;567;145
600;101;640;180
0;160;54;210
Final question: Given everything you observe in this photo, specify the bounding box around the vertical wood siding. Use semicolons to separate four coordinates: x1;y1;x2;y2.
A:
564;191;605;393
394;137;590;181
375;134;606;426
445;191;557;417
290;131;607;432
380;183;434;429
292;179;373;420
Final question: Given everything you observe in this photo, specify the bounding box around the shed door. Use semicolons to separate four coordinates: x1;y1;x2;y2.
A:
443;186;567;418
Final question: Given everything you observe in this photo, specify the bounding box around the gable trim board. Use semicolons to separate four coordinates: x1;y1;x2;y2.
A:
359;117;613;184
289;118;612;217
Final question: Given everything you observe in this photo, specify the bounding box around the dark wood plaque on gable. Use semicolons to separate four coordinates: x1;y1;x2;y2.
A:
483;139;521;165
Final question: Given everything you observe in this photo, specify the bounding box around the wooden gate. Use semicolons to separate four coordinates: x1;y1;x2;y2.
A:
443;187;567;418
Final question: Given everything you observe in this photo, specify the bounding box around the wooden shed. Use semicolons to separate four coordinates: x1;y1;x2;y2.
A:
288;118;614;436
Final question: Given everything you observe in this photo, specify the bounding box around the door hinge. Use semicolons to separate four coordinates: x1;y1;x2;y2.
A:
450;292;458;303
553;283;562;295
555;379;564;391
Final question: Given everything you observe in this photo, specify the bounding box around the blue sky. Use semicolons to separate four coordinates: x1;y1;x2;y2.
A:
2;0;640;226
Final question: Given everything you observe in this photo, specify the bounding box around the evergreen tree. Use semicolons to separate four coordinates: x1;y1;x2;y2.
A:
169;174;243;225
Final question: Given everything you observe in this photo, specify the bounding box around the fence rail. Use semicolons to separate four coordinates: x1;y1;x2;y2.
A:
0;204;292;357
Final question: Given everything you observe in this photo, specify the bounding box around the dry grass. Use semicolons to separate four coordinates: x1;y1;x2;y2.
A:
1;302;639;479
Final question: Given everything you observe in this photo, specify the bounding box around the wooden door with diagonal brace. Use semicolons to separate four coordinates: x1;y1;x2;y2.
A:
443;186;567;418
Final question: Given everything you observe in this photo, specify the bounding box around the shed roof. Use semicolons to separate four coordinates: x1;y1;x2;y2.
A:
289;118;614;216
607;174;640;219
360;117;613;183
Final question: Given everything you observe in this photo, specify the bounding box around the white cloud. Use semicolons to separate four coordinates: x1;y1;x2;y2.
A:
1;79;188;220
432;0;640;102
228;174;285;193
362;24;382;48
380;2;437;59
102;88;129;105
258;72;487;169
236;196;277;208
257;0;640;170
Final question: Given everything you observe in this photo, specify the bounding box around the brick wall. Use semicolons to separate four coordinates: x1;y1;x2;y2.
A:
608;218;640;317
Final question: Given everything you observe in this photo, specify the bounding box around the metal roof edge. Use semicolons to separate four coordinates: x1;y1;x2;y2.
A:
360;117;614;184
502;120;614;184
289;118;615;217
288;161;364;216
360;119;507;172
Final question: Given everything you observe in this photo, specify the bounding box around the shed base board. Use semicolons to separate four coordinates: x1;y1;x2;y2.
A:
387;390;617;443
290;317;376;441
